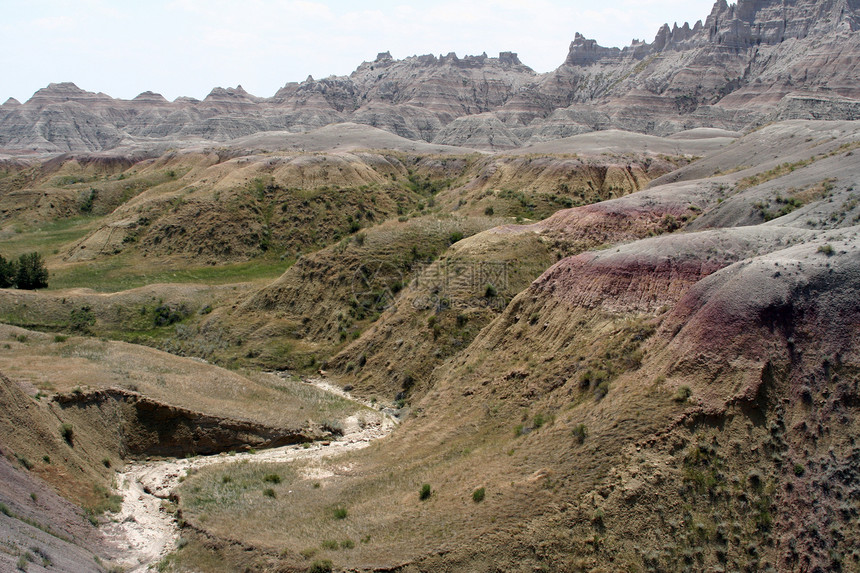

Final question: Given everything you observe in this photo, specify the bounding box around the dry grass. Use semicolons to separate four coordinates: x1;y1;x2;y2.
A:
174;304;680;569
0;324;364;428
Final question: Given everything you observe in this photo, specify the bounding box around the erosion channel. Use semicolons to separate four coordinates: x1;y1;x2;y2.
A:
103;376;396;573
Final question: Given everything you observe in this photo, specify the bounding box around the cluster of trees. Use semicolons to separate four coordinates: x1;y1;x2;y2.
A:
0;252;49;290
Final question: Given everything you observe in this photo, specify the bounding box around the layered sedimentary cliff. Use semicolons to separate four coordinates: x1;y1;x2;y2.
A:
1;0;858;153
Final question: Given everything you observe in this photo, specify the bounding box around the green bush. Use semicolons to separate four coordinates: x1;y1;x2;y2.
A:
332;507;347;519
60;423;74;445
263;473;281;484
419;483;432;501
69;306;96;332
263;488;276;498
153;303;189;326
673;385;692;402
309;560;333;573
472;487;485;503
80;188;96;213
572;423;588;444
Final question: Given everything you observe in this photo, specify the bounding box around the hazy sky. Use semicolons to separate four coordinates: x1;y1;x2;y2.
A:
1;0;716;103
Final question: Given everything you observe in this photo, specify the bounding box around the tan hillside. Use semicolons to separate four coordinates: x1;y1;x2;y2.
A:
1;0;859;565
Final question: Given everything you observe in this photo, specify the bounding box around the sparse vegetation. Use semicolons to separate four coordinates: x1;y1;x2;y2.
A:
419;483;432;500
472;487;485;503
2;111;860;573
572;423;588;444
309;560;333;573
673;385;692;402
59;423;74;445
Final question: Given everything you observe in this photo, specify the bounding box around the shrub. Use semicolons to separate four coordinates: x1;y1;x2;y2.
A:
153;304;189;327
333;507;348;519
748;470;763;489
80;188;96;213
793;463;805;476
673;385;692;402
309;560;333;573
484;283;498;298
662;214;680;232
572;423;588;444
299;547;317;559
472;487;486;503
340;539;355;549
419;483;432;501
263;473;281;484
484;206;494;216
69;306;96;333
53;334;68;343
320;540;338;550
263;488;276;498
60;423;74;445
817;243;835;256
448;231;464;244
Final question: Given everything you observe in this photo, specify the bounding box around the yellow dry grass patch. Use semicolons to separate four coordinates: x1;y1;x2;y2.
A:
0;324;362;428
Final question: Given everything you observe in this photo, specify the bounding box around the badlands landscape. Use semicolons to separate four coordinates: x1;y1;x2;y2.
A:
1;0;860;571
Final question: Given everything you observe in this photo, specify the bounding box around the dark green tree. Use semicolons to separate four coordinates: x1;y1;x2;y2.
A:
15;252;49;290
0;254;16;288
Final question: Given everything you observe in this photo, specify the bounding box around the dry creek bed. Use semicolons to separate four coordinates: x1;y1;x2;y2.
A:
102;376;396;572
